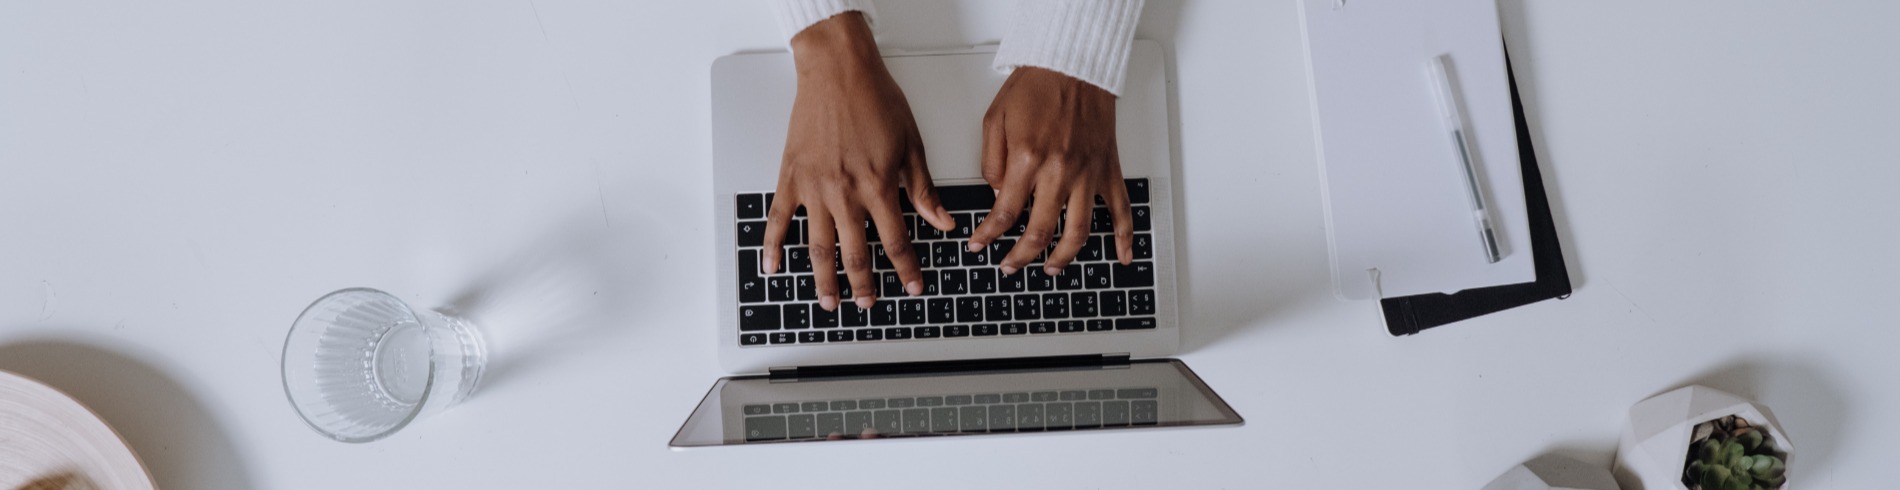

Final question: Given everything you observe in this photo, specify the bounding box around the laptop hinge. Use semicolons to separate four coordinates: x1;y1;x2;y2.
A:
769;353;1133;381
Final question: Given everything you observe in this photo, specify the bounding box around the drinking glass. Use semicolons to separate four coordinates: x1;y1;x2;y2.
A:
281;288;486;443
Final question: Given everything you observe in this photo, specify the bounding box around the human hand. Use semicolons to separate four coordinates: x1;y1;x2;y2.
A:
966;67;1134;276
761;12;954;312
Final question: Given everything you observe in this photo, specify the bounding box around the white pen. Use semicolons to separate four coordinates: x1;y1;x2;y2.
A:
1427;54;1502;263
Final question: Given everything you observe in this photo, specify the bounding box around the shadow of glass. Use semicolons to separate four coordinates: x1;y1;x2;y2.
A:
0;339;254;490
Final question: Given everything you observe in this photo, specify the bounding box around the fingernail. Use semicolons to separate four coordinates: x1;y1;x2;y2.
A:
819;295;838;311
967;241;985;253
905;281;922;296
1045;266;1061;275
1001;265;1017;275
856;296;875;309
936;206;949;218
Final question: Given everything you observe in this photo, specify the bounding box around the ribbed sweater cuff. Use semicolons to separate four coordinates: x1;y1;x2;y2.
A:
772;0;877;44
992;0;1143;96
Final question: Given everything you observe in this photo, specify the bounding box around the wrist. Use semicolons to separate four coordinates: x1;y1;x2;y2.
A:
790;12;884;80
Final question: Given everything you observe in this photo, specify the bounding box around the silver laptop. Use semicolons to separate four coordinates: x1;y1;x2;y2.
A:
675;41;1240;448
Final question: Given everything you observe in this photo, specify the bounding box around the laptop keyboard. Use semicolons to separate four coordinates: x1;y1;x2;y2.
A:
741;387;1160;441
733;179;1160;347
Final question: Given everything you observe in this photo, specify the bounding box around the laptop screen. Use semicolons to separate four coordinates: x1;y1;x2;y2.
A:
670;359;1241;448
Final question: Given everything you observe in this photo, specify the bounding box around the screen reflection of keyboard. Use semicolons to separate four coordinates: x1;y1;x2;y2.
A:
733;179;1161;347
741;388;1159;442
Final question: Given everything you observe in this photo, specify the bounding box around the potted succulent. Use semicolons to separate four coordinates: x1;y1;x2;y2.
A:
1614;385;1793;490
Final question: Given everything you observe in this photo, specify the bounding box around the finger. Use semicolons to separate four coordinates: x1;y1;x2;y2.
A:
968;152;1037;252
760;188;798;275
806;207;841;311
1044;186;1094;274
832;203;878;308
1001;168;1067;275
1103;159;1136;266
905;146;954;232
980;113;1007;190
866;187;925;297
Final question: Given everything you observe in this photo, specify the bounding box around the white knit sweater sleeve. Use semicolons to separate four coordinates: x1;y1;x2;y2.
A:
993;0;1144;96
770;0;877;42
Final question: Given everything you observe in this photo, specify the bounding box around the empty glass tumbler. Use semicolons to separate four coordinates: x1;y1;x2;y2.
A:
282;288;486;443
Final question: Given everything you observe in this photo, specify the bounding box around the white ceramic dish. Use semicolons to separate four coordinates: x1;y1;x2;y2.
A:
0;369;155;490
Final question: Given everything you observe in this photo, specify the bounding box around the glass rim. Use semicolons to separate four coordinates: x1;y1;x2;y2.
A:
280;287;439;443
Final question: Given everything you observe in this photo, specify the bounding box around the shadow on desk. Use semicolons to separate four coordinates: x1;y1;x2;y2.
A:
0;337;255;489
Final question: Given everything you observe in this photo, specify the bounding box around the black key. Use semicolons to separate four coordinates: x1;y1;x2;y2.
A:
888;398;915;408
1131;400;1158;425
827;329;853;342
999;268;1027;293
1102;400;1130;426
1029;321;1056;334
988;239;1014;265
931;407;958;433
1112;262;1155;288
782;304;810;329
860;399;887;409
1058;320;1084;333
961;241;990;267
937;184;996;211
846;411;873;434
856;328;883;341
836;274;852;299
872;245;893;271
1012;294;1041;320
920;270;940;296
1071;292;1099;317
915;326;941;338
931;242;959;268
875;410;902;434
974;324;999;336
1025;267;1054;291
874;298;904;324
1057;264;1084;291
745;416;787;441
955;297;984;323
912;243;930;269
945;324;969;337
1133;233;1153;260
1090;208;1113;234
1116;317;1158;330
787;247;812;273
736;194;765;220
917;396;943;407
1132;205;1151;231
960;406;988;432
884;327;912;340
743;404;772;416
1125;178;1150;204
898;193;915;213
1118;388;1159;399
881;272;903;298
1089;389;1115;400
813;306;839;328
1001;323;1027;335
990;405;1016;431
770;332;796;344
1018;404;1045;430
940;269;968;295
802;401;828;412
840;303;868;327
1086;319;1113;332
1080;235;1105;262
927;298;954;324
1045;402;1073;429
985;296;1013;322
1032;392;1059;402
1103;291;1127;316
739;305;780;331
788;219;804;246
1084;264;1112;290
915;216;944;241
1060;391;1086;401
969;394;998;404
817;413;845;437
903;408;931;434
1009;211;1029;237
740;332;767;345
764;193;774;215
798;331;824;343
738;251;765;303
794;275;816;301
938;395;968;405
1128;290;1157;315
863;219;879;242
969;268;997;294
950;213;975;239
737;220;766;247
1074;401;1102;428
1041;293;1069;319
767;276;794;302
899;299;926;325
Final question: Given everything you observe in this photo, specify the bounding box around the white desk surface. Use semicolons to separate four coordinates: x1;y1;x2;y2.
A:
3;1;1895;488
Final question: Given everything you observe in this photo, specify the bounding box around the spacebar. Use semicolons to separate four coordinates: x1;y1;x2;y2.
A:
937;184;997;212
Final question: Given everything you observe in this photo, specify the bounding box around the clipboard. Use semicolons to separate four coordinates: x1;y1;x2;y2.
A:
1380;56;1573;335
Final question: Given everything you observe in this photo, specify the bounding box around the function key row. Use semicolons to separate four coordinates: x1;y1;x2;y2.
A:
739;290;1158;330
739;317;1158;346
742;399;1162;441
741;388;1159;415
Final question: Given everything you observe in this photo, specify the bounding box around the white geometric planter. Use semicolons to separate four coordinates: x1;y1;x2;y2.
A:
1613;385;1793;490
1483;454;1622;490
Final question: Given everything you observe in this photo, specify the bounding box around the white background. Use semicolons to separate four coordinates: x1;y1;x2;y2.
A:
3;1;1896;488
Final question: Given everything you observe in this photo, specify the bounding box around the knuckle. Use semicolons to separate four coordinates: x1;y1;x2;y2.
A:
1021;230;1053;247
843;252;871;272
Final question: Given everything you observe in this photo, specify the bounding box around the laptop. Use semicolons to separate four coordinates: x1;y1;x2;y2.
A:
675;41;1241;448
